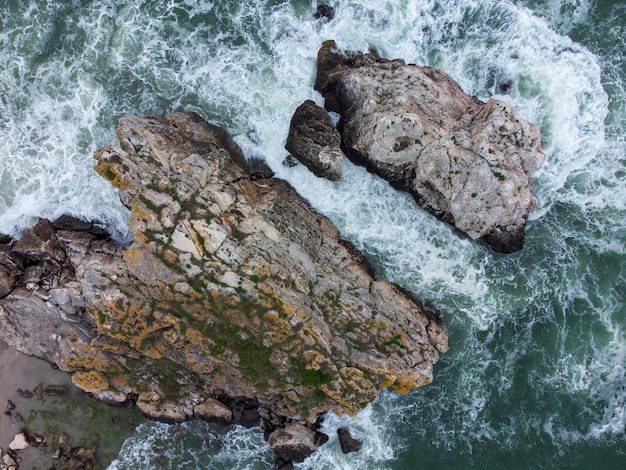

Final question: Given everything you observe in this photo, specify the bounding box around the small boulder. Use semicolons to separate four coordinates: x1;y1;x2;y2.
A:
268;423;318;464
0;246;23;299
285;100;343;181
9;432;29;451
193;398;233;425
2;452;17;468
337;427;363;453
51;214;109;239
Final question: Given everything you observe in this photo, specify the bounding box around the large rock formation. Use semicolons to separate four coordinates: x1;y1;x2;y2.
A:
0;113;447;461
315;40;546;253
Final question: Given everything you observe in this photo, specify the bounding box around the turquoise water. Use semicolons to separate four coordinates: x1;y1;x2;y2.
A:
1;1;624;468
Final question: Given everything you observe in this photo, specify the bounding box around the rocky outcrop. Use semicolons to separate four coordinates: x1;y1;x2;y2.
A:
337;427;363;453
0;112;447;463
268;423;318;465
286;100;343;181
315;40;546;253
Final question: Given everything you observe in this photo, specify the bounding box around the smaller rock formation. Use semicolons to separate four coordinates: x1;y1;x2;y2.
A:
314;40;546;252
314;4;335;21
268;423;318;465
193;398;233;424
285;100;343;181
337;427;363;453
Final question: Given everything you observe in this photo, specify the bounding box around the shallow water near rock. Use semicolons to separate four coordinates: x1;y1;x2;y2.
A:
1;0;624;469
0;340;145;469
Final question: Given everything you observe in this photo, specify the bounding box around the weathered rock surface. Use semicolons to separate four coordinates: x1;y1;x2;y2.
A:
315;40;546;252
337;426;363;453
0;112;447;462
286;100;343;181
268;423;318;464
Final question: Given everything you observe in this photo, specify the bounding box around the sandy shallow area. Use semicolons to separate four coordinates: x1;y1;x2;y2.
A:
0;339;62;448
0;339;144;469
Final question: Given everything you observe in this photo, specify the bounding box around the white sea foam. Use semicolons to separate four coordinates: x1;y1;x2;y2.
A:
109;421;272;469
1;0;624;466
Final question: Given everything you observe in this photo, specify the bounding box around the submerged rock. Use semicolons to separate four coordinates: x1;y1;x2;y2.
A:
268;423;318;463
0;112;447;463
315;40;546;252
314;4;335;21
8;433;29;451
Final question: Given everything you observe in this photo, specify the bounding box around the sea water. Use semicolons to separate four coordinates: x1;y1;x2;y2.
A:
1;0;624;468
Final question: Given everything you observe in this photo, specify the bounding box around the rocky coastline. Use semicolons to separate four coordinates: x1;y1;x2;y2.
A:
0;39;546;467
0;111;447;467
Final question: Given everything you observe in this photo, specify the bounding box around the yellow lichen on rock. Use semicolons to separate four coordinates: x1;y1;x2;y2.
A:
72;370;110;394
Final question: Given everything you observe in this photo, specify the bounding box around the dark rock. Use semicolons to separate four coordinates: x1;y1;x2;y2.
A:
314;4;335;21
282;155;300;168
12;219;66;264
337;427;363;453
247;156;275;180
285;100;343;180
30;433;46;447
314;430;329;447
44;384;68;396
0;232;11;244
0;246;23;298
51;215;109;240
69;445;96;461
228;398;261;427
6;399;15;410
497;79;513;94
17;388;33;399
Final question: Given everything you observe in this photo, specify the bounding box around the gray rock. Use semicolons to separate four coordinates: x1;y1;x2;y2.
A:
315;41;546;253
8;432;29;451
286;100;343;181
12;218;66;263
268;423;318;463
194;398;233;424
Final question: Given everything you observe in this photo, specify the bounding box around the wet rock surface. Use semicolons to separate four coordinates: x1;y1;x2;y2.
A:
286;100;343;181
315;40;546;252
337;426;363;453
